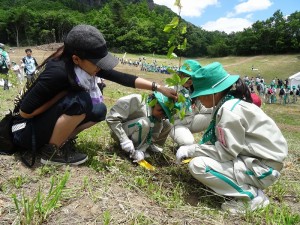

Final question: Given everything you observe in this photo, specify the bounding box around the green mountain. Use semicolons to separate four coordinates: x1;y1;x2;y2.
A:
0;1;299;56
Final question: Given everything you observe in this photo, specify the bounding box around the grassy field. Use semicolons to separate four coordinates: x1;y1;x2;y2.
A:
0;50;300;224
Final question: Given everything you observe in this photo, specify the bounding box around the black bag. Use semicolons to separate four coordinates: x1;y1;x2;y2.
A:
0;111;16;155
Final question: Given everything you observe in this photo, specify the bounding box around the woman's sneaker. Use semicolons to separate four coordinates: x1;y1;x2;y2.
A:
40;143;88;165
221;189;270;214
62;137;78;152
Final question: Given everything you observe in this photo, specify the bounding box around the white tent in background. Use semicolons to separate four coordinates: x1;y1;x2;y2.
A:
288;72;300;88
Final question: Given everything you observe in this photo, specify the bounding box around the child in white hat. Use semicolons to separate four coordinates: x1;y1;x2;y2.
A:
176;62;288;214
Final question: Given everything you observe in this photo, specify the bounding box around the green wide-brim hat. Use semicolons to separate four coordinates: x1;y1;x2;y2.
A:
190;62;239;98
178;60;202;76
153;92;172;120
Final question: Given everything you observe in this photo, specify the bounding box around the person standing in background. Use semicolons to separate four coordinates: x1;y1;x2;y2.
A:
22;48;38;84
0;43;11;90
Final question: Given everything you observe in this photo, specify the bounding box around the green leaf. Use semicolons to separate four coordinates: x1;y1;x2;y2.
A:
179;108;186;120
169;17;179;27
180;77;190;85
165;101;174;110
163;24;173;33
182;38;187;49
177;93;186;103
165;78;177;86
163;17;179;33
167;68;176;74
169;117;175;124
167;46;176;58
148;98;157;107
141;93;148;103
174;0;182;8
168;35;175;46
172;73;181;84
181;25;187;34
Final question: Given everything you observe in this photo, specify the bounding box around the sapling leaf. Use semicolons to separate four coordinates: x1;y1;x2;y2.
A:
168;35;175;46
163;24;173;33
165;78;177;86
169;117;175;124
148;98;157;107
172;73;181;84
179;108;186;120
163;17;179;32
165;101;174;110
167;46;176;58
180;77;190;85
174;0;181;7
167;68;176;74
182;38;187;49
177;93;186;103
169;17;179;27
141;93;148;103
181;25;187;34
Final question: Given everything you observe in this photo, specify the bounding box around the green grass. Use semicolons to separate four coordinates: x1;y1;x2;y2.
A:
1;54;300;224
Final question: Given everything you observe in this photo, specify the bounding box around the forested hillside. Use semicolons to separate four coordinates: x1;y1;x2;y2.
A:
0;0;299;57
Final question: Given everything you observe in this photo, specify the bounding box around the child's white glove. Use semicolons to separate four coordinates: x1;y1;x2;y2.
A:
132;150;145;163
120;140;135;155
176;146;190;164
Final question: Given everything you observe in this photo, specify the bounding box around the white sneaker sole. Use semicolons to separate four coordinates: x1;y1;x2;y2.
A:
41;156;88;166
222;196;270;214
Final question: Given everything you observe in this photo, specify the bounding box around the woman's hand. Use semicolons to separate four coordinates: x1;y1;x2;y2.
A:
158;85;178;101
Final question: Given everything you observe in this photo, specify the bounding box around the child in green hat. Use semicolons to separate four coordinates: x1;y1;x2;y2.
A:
176;62;288;214
169;60;212;146
106;92;174;162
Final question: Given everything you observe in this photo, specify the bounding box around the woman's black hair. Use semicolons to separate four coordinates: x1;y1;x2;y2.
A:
227;78;253;103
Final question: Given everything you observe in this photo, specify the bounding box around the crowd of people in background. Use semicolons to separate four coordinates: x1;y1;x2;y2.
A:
118;56;180;74
243;75;299;105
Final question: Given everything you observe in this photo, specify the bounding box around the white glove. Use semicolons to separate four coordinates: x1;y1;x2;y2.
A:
176;146;190;164
120;140;135;155
132;150;145;163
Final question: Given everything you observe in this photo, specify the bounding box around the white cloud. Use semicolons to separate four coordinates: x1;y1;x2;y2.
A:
153;0;219;17
245;13;253;19
201;17;252;33
233;0;273;15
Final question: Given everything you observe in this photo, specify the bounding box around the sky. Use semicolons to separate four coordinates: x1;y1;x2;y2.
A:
153;0;299;34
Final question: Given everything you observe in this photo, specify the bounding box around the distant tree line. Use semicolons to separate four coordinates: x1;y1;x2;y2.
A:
0;0;299;57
